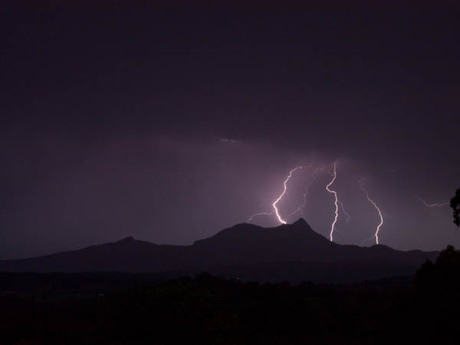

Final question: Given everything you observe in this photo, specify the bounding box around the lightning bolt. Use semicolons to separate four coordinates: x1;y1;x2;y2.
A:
360;181;384;245
247;162;347;233
272;166;304;224
247;166;307;224
325;162;339;242
417;196;449;208
338;200;351;223
247;211;274;222
285;191;309;219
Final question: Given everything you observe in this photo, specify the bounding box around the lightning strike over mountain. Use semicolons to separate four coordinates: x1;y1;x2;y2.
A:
417;197;449;208
272;166;305;224
360;182;384;245
325;162;339;242
247;162;346;228
284;168;320;220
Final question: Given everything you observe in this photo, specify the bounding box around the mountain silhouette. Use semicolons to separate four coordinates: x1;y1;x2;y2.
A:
0;219;437;283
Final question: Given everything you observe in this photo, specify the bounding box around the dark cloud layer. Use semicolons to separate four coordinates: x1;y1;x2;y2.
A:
1;2;458;258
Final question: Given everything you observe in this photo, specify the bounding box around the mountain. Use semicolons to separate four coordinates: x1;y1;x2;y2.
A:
0;219;438;283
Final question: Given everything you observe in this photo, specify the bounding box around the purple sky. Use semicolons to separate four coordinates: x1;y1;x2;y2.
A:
1;1;459;259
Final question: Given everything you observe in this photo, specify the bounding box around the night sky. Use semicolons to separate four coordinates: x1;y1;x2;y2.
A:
1;1;459;259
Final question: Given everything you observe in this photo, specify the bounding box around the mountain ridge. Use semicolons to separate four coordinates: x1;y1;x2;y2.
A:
0;219;438;283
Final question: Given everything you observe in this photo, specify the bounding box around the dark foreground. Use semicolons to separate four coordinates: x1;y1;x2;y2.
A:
1;262;459;345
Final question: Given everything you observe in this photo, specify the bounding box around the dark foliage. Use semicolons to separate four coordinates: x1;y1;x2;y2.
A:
413;245;460;345
451;189;460;227
0;267;459;345
415;245;460;294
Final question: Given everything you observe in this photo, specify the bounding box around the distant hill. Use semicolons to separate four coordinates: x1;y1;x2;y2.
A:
0;219;437;283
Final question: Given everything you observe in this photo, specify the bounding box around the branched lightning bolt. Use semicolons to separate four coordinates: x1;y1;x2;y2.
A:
248;162;349;235
325;162;339;242
272;166;304;224
247;211;274;222
247;166;306;224
417;196;449;208
360;181;384;245
285;191;309;219
246;160;390;247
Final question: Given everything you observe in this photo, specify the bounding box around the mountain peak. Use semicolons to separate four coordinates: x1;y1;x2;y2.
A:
291;218;310;228
194;217;327;249
115;236;135;244
274;218;318;237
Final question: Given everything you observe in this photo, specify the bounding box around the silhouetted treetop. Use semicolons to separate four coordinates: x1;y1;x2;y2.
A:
414;245;460;294
451;188;460;227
